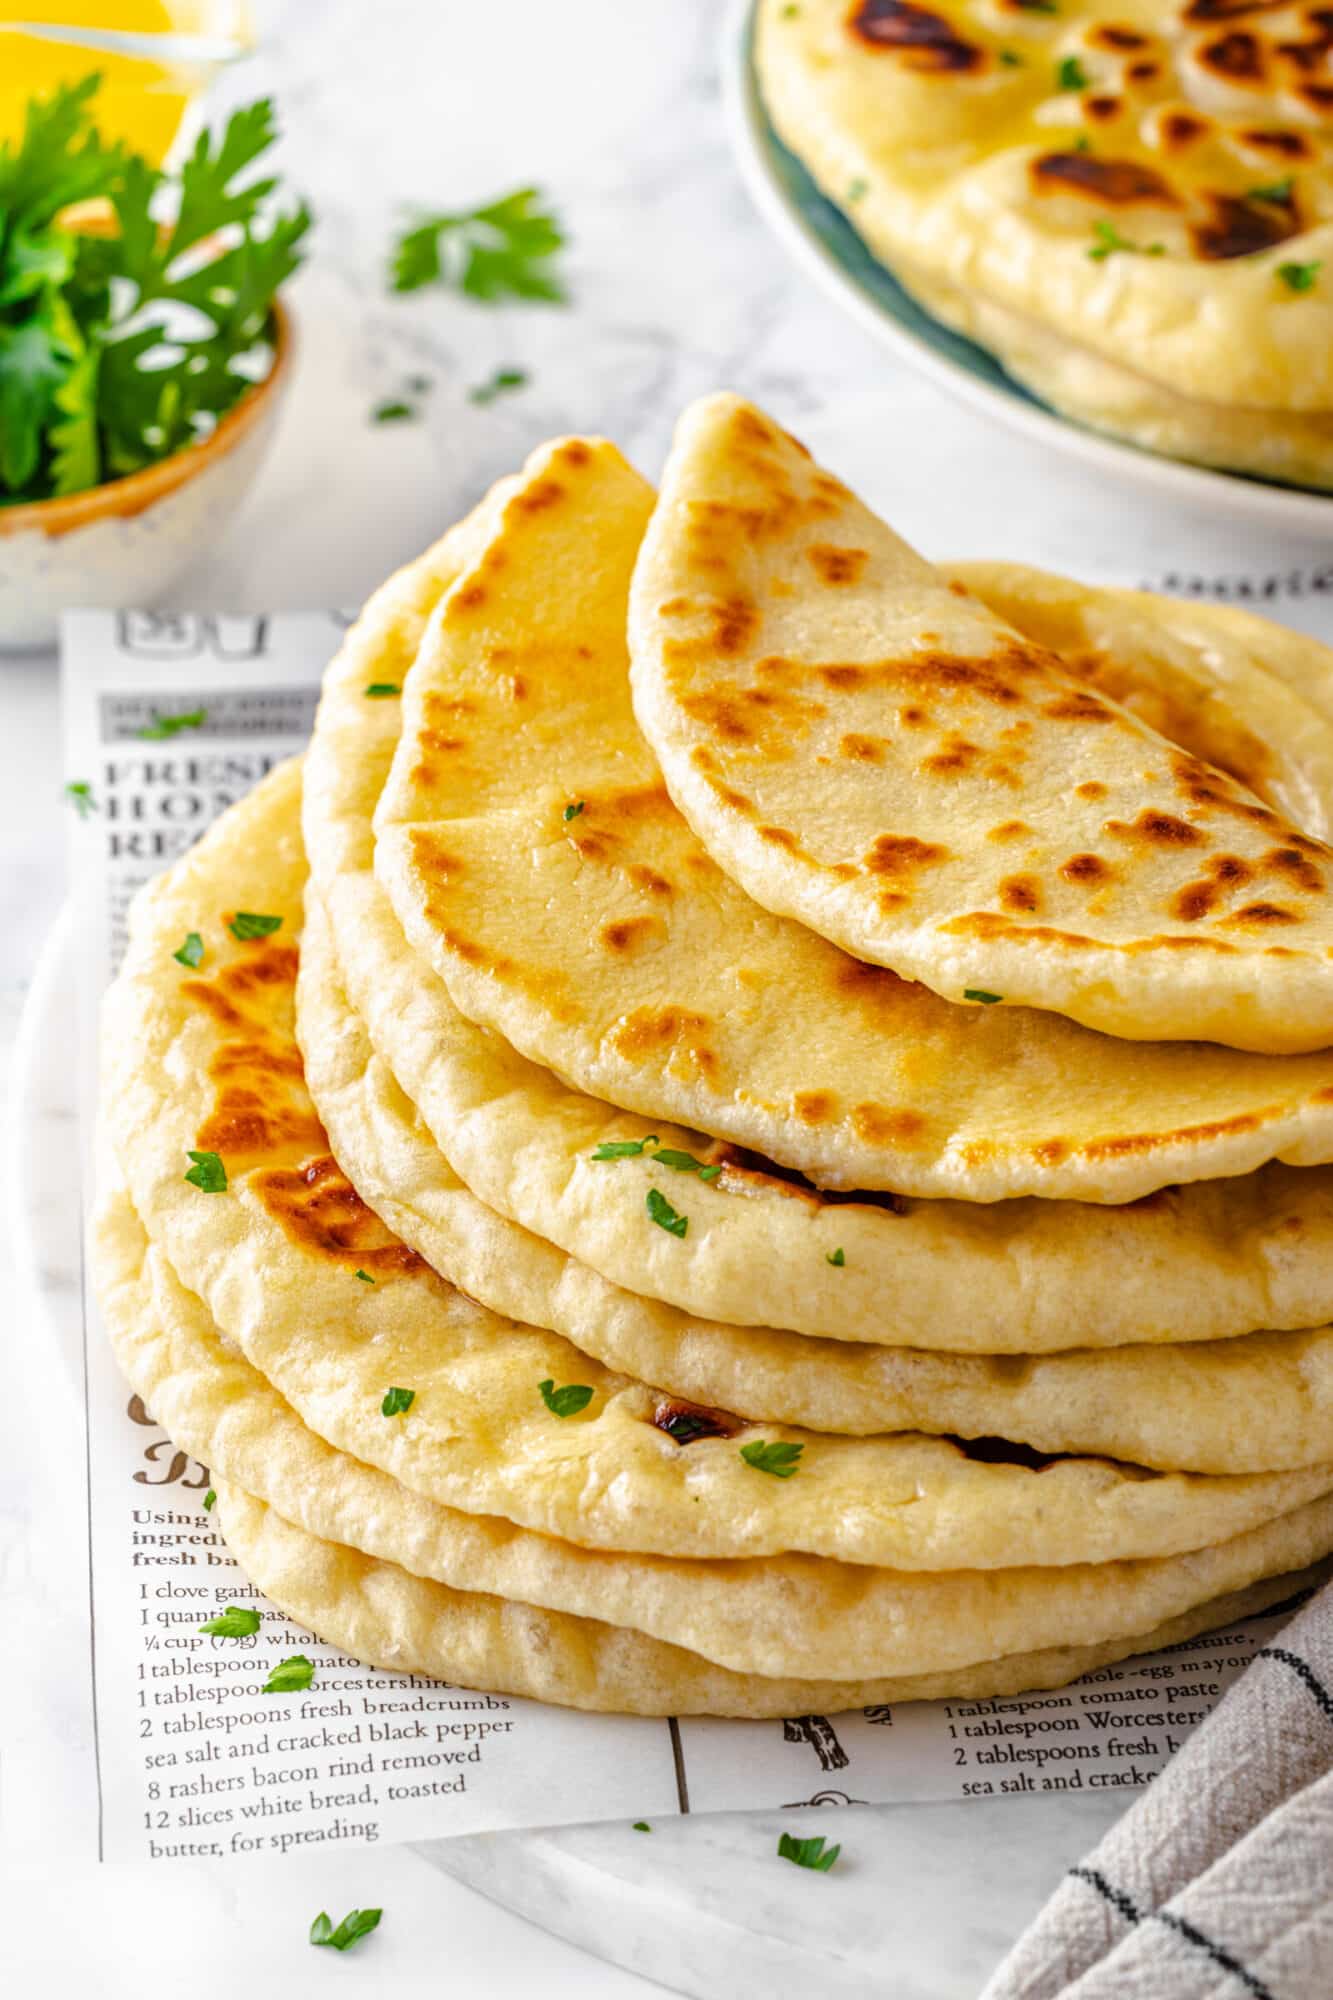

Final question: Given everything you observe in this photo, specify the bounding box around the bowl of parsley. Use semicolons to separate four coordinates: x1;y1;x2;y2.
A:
0;77;309;651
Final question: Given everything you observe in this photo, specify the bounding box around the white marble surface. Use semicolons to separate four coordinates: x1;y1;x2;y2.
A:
4;1;1331;1991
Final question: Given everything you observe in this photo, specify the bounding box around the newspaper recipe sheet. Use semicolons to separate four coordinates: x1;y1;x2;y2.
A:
56;595;1331;1864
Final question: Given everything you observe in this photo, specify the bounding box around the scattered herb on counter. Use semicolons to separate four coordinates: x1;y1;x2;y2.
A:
381;1386;415;1416
740;1439;804;1480
266;1653;316;1693
372;398;416;423
964;988;1003;1004
390;186;566;302
539;1378;594;1419
172;931;205;968
1278;260;1321;294
646;1187;688;1239
470;365;529;406
592;1135;659;1159
310;1908;382;1953
633;1821;652;1832
564;799;586;821
0;78;309;505
228;910;283;940
185;1149;227;1193
364;682;400;697
64;780;96;817
199;1604;260;1636
138;706;206;740
203;1488;217;1511
778;1832;841;1873
827;1247;845;1267
1087;221;1163;262
1055;56;1088;91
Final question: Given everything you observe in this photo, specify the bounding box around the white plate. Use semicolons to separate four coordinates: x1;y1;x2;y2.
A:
723;0;1333;535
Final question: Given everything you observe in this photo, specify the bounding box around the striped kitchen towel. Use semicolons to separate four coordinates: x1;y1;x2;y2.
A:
982;1581;1333;2000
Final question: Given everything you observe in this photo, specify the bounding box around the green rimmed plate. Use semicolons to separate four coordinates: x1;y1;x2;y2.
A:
723;0;1333;533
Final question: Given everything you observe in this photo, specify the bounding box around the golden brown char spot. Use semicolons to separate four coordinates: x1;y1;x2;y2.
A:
793;1089;837;1126
1265;846;1327;893
988;819;1033;843
1182;2;1285;19
819;664;867;692
610;1005;718;1079
999;873;1042;915
1060;853;1112;887
197;1087;324;1161
759;825;801;851
900;705;927;726
557;441;591;469
1239;126;1313;159
1076;781;1107;801
1221;900;1300;927
1032;154;1178;205
1193;193;1298;261
452;581;488;612
1040;692;1112;722
512;477;567;516
1127;58;1161;80
921;733;982;777
852;1102;927;1146
1091;23;1151;50
252;1154;425;1273
1082;1111;1267;1163
599;915;662;954
1160;109;1208;148
839;732;885;762
864;832;950;877
679;681;823;745
1197;29;1266;80
847;0;983;72
1105;809;1205;849
626;863;675;897
1032;1139;1070;1168
1085;95;1123;122
435;925;515;979
570;831;612;861
807;543;869;586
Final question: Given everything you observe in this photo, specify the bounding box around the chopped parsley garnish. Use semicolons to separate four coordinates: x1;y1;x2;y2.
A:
1087;221;1164;262
964;989;1003;1004
227;911;283;940
1248;178;1294;205
265;1653;315;1692
592;1135;659;1159
364;681;400;697
652;1148;721;1181
826;1247;845;1267
356;1269;375;1283
1056;56;1088;91
64;780;96;817
372;399;415;423
646;1187;688;1238
199;1605;260;1636
203;1488;217;1511
390;186;566;303
1278;260;1321;294
778;1832;841;1873
310;1908;381;1952
310;1908;381;1953
138;706;206;741
740;1439;804;1479
381;1386;415;1417
184;1149;227;1193
633;1820;652;1831
470;365;529;406
172;931;205;968
539;1378;594;1418
564;799;586;821
0;80;308;506
846;178;869;202
999;49;1024;66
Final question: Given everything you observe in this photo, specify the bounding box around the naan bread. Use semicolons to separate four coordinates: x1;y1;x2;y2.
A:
631;394;1333;1050
755;1;1333;487
306;490;1333;1345
370;433;1333;1198
301;893;1333;1473
98;760;1333;1567
218;1482;1333;1717
98;1186;1333;1681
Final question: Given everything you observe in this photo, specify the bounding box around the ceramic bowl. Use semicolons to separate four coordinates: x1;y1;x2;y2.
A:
0;300;293;653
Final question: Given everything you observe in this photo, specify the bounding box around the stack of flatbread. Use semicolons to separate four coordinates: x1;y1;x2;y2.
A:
95;394;1333;1717
754;1;1333;488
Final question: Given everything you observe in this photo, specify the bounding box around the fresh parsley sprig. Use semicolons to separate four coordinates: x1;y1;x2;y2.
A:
309;1907;381;1952
0;78;309;505
199;1604;259;1636
539;1378;594;1418
390;187;566;302
265;1653;315;1692
740;1439;804;1479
